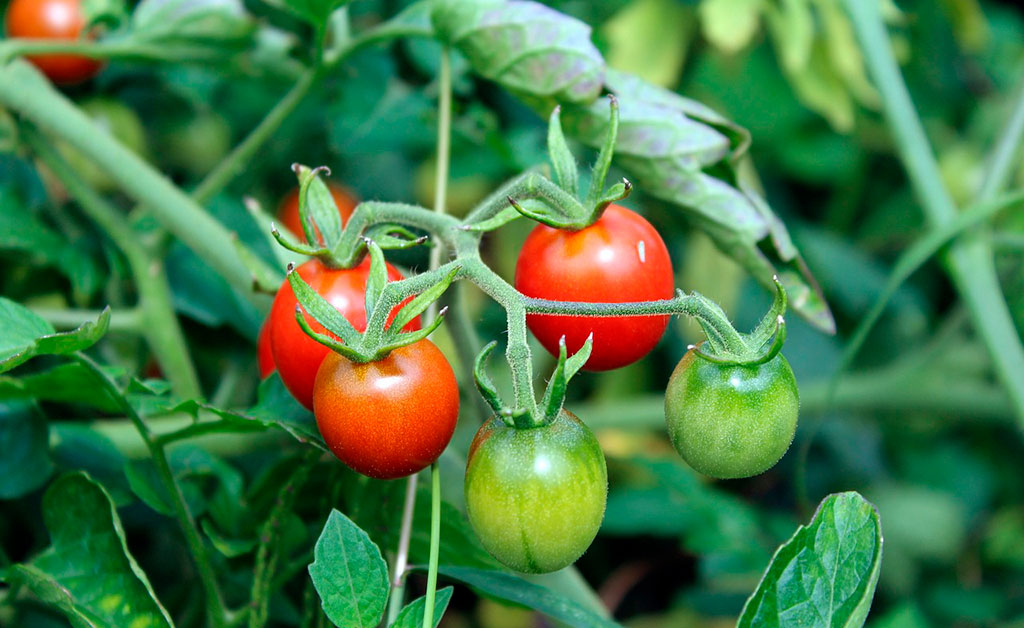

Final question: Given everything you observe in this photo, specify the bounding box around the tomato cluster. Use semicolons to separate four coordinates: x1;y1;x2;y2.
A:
5;0;103;84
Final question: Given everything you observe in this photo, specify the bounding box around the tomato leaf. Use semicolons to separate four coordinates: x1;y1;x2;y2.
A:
738;491;883;628
0;298;110;374
0;402;53;499
3;472;174;628
426;566;623;628
131;0;255;53
308;509;390;628
389;586;453;628
263;0;351;29
433;0;605;105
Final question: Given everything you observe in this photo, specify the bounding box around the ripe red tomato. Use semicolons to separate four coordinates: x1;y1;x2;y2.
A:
267;258;419;410
313;339;459;479
4;0;103;84
257;321;274;379
277;182;357;243
514;204;675;371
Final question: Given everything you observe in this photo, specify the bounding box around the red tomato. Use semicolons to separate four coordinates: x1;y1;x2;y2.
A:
277;182;357;243
268;258;420;410
4;0;103;84
257;321;274;379
514;204;675;371
313;339;459;479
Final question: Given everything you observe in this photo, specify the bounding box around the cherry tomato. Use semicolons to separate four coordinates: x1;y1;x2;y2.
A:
257;321;274;379
4;0;103;84
277;182;357;243
267;258;419;410
465;410;607;573
313;339;459;479
514;204;675;371
664;349;799;479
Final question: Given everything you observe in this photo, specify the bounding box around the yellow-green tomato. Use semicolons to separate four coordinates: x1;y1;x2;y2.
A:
465;410;607;574
665;350;799;479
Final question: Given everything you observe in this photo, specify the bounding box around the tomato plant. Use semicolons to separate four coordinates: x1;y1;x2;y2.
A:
277;181;357;241
57;97;146;192
665;349;799;479
267;257;419;410
4;0;102;84
464;410;607;574
313;339;459;479
515;204;675;371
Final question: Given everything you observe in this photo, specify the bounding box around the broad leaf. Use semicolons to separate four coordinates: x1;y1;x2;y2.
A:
433;0;604;105
132;0;255;52
263;0;350;29
3;472;174;628
0;362;124;412
389;587;453;628
0;402;53;499
738;491;883;628
432;566;623;628
308;509;390;628
0;298;110;374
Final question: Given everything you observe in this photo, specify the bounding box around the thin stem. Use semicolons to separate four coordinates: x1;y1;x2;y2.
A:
427;47;453;323
386;474;420;625
25;127;202;398
73;353;228;626
842;0;1024;425
32;307;140;332
978;79;1024;201
0;39;225;63
422;463;441;628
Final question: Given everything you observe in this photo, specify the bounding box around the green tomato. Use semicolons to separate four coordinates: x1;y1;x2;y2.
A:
465;410;607;574
664;350;799;479
60;98;147;192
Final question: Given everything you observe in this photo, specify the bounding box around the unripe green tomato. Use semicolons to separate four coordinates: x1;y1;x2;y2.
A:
664;350;799;479
465;410;607;574
161;111;232;177
60;98;147;192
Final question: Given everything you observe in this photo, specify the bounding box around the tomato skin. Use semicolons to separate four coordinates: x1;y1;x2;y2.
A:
278;182;357;243
664;350;799;479
257;321;274;379
313;340;459;479
465;410;607;573
4;0;103;84
514;204;675;371
267;258;419;410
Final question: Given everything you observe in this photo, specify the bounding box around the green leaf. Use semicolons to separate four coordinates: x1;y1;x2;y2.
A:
738;492;883;628
263;0;350;29
387;266;459;335
0;192;101;302
4;472;174;628
0;362;124;412
432;566;623;628
0;402;53;499
245;374;324;447
0;298;110;374
602;0;691;88
308;509;390;628
131;0;255;53
433;0;605;105
389;587;453;628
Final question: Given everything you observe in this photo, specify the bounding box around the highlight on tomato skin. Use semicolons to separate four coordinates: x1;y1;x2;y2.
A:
4;0;104;84
514;203;675;371
312;339;459;480
267;258;420;410
277;181;358;243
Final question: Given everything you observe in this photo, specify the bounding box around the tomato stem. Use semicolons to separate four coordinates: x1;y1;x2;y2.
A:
422;462;442;628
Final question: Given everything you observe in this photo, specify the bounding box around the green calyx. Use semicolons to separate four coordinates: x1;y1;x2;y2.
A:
272;164;428;269
474;334;594;429
691;277;789;366
288;239;459;364
508;96;631;231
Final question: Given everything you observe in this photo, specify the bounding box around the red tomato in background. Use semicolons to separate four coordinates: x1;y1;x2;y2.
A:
313;339;459;479
514;204;675;371
5;0;103;84
277;182;357;243
257;321;274;379
267;258;419;410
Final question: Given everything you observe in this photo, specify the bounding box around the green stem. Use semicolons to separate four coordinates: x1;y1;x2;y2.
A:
32;307;140;332
427;47;453;322
842;0;1024;426
0;39;225;63
422;462;441;628
73;353;228;626
978;79;1024;201
386;475;419;625
25;127;202;398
